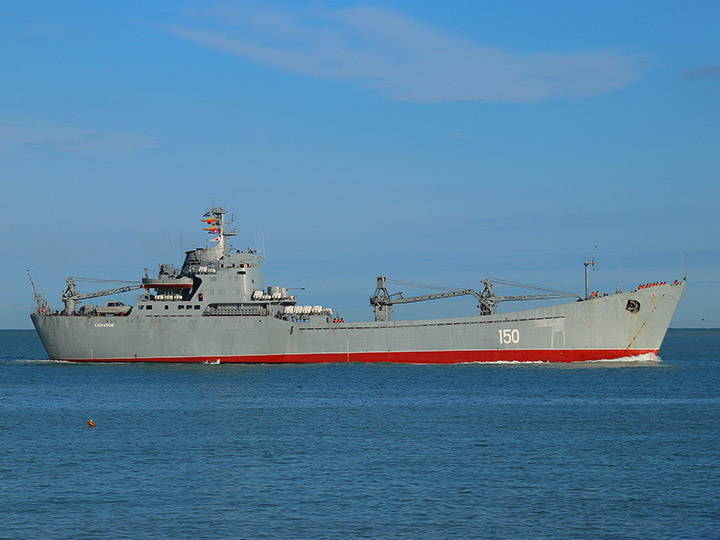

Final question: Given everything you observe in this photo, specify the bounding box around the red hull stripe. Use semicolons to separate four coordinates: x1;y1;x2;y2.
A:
60;349;659;364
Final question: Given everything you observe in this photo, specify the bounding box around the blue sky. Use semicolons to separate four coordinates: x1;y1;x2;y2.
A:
1;1;718;328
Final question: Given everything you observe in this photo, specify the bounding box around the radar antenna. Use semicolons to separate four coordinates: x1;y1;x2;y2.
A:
203;199;238;256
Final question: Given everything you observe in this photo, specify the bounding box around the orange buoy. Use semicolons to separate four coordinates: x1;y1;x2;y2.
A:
88;419;96;428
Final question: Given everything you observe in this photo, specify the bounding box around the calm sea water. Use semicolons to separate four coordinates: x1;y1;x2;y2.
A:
1;329;719;540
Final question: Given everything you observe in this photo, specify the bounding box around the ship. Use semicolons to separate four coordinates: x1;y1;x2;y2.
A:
29;203;685;364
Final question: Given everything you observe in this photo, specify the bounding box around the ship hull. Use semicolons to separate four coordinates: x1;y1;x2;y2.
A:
31;283;684;364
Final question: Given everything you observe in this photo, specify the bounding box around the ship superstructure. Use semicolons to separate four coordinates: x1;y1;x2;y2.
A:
30;203;685;363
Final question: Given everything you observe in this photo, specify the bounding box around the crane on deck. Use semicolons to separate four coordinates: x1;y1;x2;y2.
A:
61;277;143;315
370;275;580;322
27;270;51;314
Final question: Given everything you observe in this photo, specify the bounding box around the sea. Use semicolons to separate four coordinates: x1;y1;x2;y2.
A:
1;329;718;540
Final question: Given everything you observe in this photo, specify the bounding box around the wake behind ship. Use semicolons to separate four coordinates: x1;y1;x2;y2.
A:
29;203;685;363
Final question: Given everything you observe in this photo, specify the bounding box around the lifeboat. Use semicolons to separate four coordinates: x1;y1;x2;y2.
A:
97;301;132;316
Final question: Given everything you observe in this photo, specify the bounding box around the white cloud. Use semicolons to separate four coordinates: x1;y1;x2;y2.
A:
168;3;643;103
0;119;156;153
681;65;720;79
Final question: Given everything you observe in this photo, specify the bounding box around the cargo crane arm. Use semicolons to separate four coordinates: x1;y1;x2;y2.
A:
62;277;142;314
27;270;51;314
370;275;580;322
370;275;492;322
388;288;483;304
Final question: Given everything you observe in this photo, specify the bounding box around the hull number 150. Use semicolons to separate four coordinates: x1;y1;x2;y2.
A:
498;329;520;344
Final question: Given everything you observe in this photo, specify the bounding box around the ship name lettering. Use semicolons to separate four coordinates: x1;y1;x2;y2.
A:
94;323;115;328
498;328;519;344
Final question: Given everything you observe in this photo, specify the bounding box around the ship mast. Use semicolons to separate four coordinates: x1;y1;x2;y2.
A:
583;246;598;300
203;199;237;258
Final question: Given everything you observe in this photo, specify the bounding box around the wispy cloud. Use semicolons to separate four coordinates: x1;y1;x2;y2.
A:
27;24;66;36
681;65;720;79
168;3;643;103
0;119;156;153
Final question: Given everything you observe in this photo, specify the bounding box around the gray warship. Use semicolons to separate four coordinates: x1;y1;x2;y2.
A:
29;203;685;363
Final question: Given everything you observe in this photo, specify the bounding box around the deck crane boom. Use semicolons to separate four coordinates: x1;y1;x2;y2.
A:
27;270;51;314
370;275;580;322
62;277;143;315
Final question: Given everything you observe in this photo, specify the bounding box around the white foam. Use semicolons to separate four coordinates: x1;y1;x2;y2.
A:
588;352;660;363
458;352;661;366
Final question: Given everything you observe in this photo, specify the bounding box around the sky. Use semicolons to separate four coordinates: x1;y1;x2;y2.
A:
1;0;718;328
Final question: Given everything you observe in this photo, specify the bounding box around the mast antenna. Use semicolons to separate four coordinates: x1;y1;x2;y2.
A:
583;245;598;300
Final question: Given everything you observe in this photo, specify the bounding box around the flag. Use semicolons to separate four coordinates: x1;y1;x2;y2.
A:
212;236;221;242
201;218;217;223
